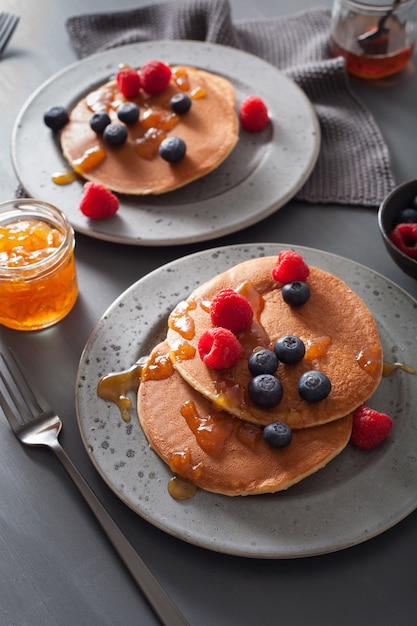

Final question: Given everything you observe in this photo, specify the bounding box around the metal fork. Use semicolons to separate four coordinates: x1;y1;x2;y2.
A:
0;12;19;56
0;348;189;626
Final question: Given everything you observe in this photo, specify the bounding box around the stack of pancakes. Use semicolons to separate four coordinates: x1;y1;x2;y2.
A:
138;255;383;496
60;65;239;195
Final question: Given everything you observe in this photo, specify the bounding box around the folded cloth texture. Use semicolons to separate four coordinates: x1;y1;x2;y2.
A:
66;0;396;206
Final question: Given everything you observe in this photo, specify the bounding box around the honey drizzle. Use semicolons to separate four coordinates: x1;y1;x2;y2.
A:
97;361;144;423
168;476;198;500
51;170;78;185
382;361;415;376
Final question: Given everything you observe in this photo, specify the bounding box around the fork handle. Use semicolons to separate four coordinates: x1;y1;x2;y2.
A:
50;439;189;626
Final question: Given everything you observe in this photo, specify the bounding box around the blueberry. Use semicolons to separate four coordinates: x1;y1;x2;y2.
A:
89;111;111;134
159;136;186;162
43;106;69;131
103;123;128;146
274;335;305;365
117;102;140;125
248;348;278;376
412;195;417;210
170;93;192;114
282;281;310;306
298;370;331;402
263;421;292;448
397;206;417;224
248;374;283;409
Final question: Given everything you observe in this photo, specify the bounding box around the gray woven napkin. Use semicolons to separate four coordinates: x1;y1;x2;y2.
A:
66;0;396;206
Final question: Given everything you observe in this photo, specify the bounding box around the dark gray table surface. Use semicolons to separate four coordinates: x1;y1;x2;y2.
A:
1;1;416;625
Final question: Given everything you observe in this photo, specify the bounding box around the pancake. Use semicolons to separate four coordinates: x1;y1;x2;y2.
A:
60;66;239;195
138;341;353;496
166;256;383;429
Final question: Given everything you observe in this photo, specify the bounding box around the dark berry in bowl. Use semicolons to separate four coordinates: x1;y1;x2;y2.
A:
263;421;292;448
378;179;417;279
159;136;186;162
103;123;128;146
117;102;140;125
248;374;283;409
396;206;417;224
281;281;310;306
43;106;69;131
170;93;192;114
89;111;111;134
274;335;305;364
248;348;278;376
298;370;331;403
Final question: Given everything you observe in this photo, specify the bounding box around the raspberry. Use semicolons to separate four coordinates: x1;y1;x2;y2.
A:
116;67;141;98
389;222;417;259
140;60;172;95
210;289;253;334
351;403;393;450
239;95;270;132
198;327;243;369
79;182;119;219
271;250;310;284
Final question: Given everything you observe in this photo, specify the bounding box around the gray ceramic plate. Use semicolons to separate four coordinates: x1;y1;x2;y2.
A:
76;244;417;558
12;41;320;246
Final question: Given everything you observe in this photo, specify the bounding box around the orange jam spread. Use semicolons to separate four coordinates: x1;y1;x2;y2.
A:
73;145;107;174
168;300;197;340
141;350;174;381
190;86;207;99
172;66;190;91
169;447;203;482
304;336;332;360
0;218;78;331
170;341;196;361
0;219;64;267
180;400;234;455
140;108;179;131
135;128;167;159
356;346;383;376
86;84;122;113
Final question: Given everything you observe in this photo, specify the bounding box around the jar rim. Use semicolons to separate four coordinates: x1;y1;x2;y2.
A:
0;198;74;275
334;0;416;9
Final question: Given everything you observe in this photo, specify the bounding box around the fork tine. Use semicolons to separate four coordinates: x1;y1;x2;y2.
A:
0;14;19;55
0;372;24;432
0;349;50;419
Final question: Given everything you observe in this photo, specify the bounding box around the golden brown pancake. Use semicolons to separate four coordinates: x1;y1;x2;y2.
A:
138;341;353;496
60;66;239;195
166;256;383;429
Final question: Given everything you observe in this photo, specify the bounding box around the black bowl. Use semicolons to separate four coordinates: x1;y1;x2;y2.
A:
378;179;417;279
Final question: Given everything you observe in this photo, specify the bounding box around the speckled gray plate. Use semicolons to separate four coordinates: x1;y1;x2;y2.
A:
12;41;320;246
76;244;417;558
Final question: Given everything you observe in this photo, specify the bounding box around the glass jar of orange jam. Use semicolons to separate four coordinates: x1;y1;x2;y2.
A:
0;199;78;331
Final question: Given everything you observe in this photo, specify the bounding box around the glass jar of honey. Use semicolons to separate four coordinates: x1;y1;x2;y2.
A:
0;199;78;331
330;0;416;79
